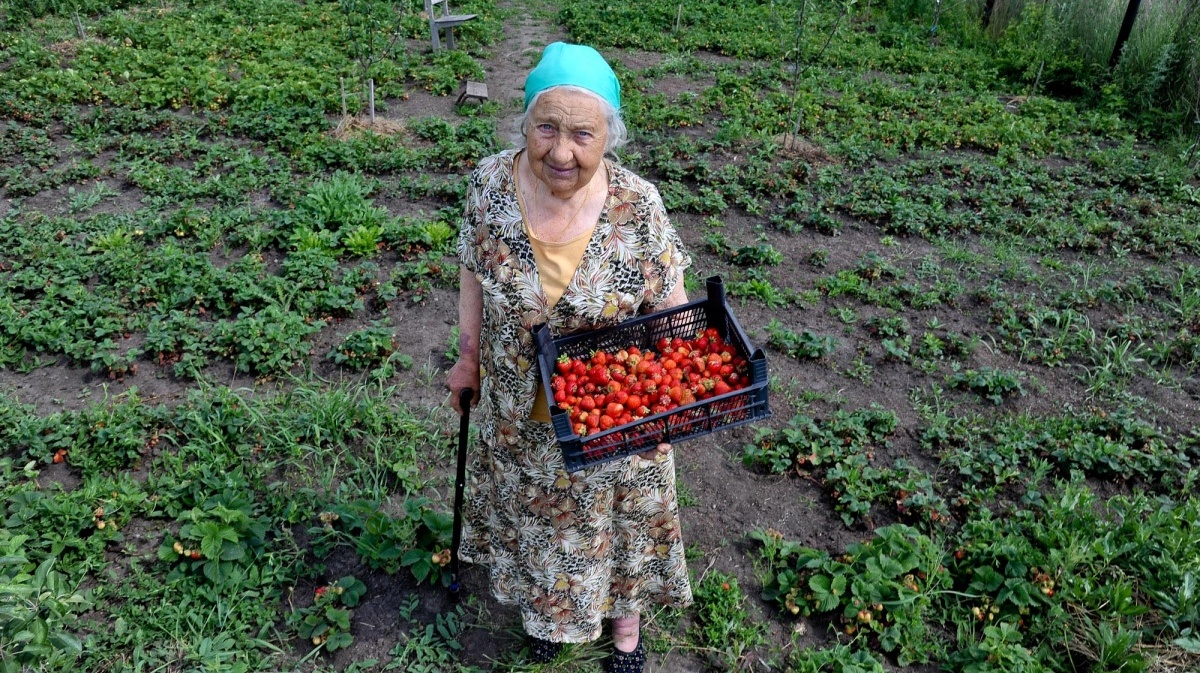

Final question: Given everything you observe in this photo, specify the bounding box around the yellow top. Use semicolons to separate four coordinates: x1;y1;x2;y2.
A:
514;154;595;422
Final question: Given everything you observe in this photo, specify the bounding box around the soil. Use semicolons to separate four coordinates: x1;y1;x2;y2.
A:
3;1;1198;672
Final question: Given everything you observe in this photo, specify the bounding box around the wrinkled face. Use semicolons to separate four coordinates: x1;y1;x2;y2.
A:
524;88;609;197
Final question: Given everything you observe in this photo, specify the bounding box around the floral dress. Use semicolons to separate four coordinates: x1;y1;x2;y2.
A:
456;149;694;643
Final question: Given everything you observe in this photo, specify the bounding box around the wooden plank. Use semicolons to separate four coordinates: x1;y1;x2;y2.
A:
433;13;476;27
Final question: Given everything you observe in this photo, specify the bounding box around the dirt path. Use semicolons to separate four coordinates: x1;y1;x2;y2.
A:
482;0;568;145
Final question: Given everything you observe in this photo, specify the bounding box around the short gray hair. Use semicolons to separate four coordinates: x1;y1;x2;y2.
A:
514;85;629;157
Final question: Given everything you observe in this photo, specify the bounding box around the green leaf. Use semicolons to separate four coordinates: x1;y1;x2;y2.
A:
326;631;354;651
327;607;351;630
29;618;50;645
830;574;847;597
1174;636;1200;653
49;630;83;655
971;566;1004;592
810;575;831;594
220;543;246;562
412;562;430;583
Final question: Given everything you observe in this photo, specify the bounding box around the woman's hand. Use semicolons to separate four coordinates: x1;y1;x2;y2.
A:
445;358;480;416
637;442;671;461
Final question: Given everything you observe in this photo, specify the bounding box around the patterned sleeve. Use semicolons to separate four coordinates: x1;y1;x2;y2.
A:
642;183;692;310
456;169;484;276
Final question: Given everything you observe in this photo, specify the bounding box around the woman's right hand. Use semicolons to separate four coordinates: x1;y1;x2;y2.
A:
445;358;480;415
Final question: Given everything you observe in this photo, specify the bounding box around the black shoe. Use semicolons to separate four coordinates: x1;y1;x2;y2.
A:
605;637;645;673
528;636;563;664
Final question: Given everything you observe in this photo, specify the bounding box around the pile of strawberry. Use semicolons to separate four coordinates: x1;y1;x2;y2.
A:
550;327;751;437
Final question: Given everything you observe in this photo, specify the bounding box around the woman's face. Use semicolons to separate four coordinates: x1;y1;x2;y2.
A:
524;88;609;198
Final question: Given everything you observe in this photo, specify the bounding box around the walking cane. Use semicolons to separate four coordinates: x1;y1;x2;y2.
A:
450;387;473;594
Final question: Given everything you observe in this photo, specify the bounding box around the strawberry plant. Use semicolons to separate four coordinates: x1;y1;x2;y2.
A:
744;408;907;525
765;320;838;360
287;576;367;652
309;497;452;585
946;623;1050;673
212;304;323;376
157;490;270;587
754;524;948;665
328;323;398;370
947;368;1027;405
399;497;454;587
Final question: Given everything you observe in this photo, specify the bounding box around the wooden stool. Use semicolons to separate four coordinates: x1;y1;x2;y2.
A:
456;81;489;105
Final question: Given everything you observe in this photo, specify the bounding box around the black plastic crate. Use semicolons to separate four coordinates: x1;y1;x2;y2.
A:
534;276;770;472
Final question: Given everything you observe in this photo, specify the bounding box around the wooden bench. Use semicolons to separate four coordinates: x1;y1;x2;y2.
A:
456;81;489;105
426;0;476;51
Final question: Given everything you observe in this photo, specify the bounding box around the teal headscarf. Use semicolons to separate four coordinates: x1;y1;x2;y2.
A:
523;42;621;111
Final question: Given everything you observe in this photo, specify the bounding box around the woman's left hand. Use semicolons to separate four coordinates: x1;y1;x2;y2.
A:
637;442;671;460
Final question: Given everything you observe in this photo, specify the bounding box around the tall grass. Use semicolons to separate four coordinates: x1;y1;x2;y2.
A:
888;0;1200;133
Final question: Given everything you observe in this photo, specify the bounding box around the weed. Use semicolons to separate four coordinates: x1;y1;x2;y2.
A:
845;348;874;384
732;242;784;266
0;541;86;670
689;571;767;669
386;602;482;672
789;643;886;673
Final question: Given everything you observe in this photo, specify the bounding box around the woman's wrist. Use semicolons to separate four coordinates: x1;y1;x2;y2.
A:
458;331;480;363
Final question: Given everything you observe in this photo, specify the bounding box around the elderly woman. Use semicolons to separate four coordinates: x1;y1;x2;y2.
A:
445;42;692;672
